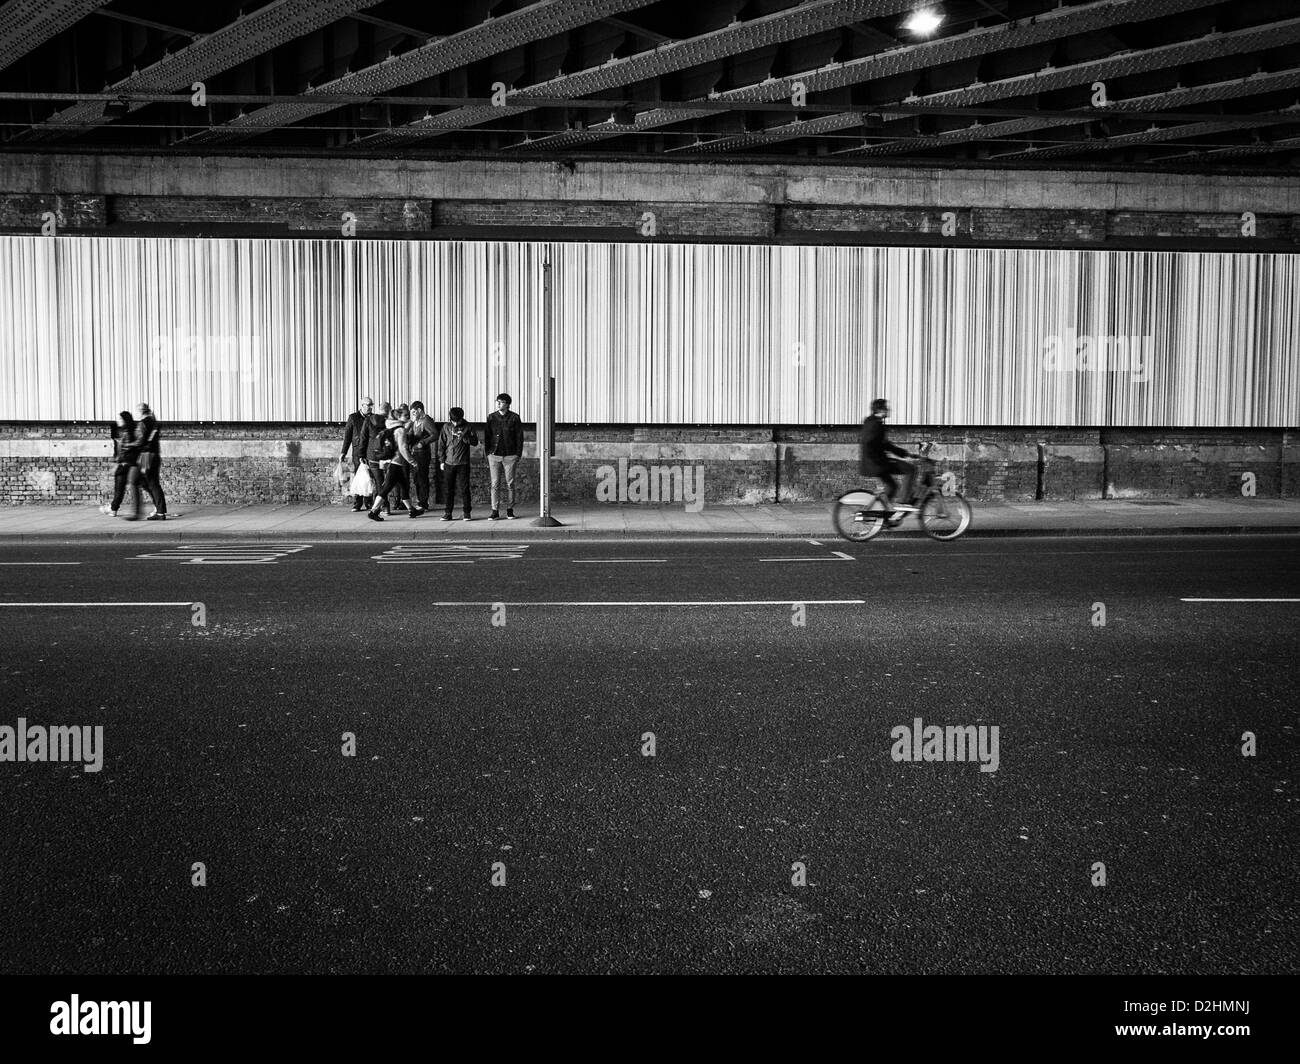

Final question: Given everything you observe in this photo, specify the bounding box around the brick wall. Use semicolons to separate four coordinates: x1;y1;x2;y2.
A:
112;196;431;232
3;423;1296;507
433;200;776;238
1;191;1297;248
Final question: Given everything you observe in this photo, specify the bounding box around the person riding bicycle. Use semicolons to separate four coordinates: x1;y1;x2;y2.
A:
859;398;917;513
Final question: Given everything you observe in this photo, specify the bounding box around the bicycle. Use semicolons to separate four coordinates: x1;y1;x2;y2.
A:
832;442;972;542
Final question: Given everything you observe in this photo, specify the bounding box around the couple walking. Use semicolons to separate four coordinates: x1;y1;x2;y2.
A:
99;403;168;520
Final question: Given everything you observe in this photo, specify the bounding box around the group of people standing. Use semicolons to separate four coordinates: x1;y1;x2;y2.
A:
99;403;169;521
341;392;524;522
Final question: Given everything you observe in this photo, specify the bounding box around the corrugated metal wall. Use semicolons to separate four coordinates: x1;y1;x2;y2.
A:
1;236;1296;425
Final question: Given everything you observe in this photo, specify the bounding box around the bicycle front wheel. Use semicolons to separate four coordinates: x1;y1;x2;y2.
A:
832;491;888;542
919;491;972;541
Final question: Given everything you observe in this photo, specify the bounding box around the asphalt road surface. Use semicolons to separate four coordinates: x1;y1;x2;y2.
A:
0;534;1295;974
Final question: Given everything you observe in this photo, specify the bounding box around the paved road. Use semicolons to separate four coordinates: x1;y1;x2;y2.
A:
0;535;1295;973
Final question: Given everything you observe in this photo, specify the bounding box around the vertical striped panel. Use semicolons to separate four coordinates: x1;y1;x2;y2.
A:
0;236;1296;426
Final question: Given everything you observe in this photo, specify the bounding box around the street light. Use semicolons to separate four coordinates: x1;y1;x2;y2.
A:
903;7;943;36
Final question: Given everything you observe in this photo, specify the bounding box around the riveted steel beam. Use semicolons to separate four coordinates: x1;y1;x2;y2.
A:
179;0;653;146
520;0;1222;154
15;0;372;143
352;0;907;149
0;0;110;74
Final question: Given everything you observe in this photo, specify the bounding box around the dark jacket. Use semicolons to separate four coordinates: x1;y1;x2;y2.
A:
859;414;908;476
484;410;524;458
384;417;414;468
112;429;140;466
435;421;478;467
358;412;393;462
135;415;161;454
341;411;367;460
407;413;440;455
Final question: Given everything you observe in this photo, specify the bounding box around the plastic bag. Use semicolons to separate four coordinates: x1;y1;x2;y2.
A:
348;463;374;496
332;459;352;488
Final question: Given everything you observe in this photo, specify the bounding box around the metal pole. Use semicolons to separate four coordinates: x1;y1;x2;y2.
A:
533;250;561;526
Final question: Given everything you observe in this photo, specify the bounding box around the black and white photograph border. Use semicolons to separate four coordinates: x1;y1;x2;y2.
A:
0;0;1295;1049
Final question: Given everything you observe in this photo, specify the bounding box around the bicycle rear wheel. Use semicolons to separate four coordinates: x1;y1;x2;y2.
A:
919;490;972;540
832;491;888;541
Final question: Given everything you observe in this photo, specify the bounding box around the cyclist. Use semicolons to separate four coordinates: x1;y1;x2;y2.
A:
859;398;917;514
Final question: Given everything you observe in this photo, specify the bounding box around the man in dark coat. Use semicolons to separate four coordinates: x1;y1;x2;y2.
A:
859;398;916;511
484;392;524;520
341;396;374;510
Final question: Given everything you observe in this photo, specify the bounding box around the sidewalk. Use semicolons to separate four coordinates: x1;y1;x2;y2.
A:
1;499;1298;540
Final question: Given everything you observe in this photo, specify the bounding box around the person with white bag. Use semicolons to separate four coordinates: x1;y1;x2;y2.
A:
340;396;374;510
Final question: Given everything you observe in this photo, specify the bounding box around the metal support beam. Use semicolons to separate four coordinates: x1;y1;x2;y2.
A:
13;0;373;143
351;0;906;150
0;0;111;74
516;0;1221;154
178;0;655;146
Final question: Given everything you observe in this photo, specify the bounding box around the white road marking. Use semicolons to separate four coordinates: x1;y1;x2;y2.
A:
573;559;667;564
759;556;853;562
373;545;530;563
0;602;193;607
831;551;855;560
807;539;823;546
133;544;310;564
426;599;865;606
1180;597;1300;602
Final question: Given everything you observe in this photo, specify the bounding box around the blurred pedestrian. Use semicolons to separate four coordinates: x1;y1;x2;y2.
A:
134;402;167;521
98;411;141;519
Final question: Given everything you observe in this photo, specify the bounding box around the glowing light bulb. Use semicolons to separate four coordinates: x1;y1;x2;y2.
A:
903;8;944;36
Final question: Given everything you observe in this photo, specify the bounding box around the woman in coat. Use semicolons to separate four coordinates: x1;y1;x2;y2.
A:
99;411;141;519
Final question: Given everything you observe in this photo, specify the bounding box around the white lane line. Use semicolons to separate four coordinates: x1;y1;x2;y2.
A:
759;557;853;562
0;601;193;607
808;539;823;546
375;560;475;565
573;559;667;564
1181;597;1300;602
831;551;855;561
427;599;865;606
0;562;82;566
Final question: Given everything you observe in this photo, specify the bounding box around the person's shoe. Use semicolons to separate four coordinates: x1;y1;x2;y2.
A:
351;504;363;512
441;515;452;522
409;507;422;519
462;515;472;522
367;510;384;522
98;504;115;516
506;508;516;519
489;510;500;521
146;512;166;521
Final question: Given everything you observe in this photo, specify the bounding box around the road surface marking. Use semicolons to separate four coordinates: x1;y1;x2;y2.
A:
573;559;667;564
133;544;310;564
831;551;855;560
808;539;823;546
1180;597;1300;602
0;601;193;607
759;556;853;562
373;544;530;563
427;599;865;606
